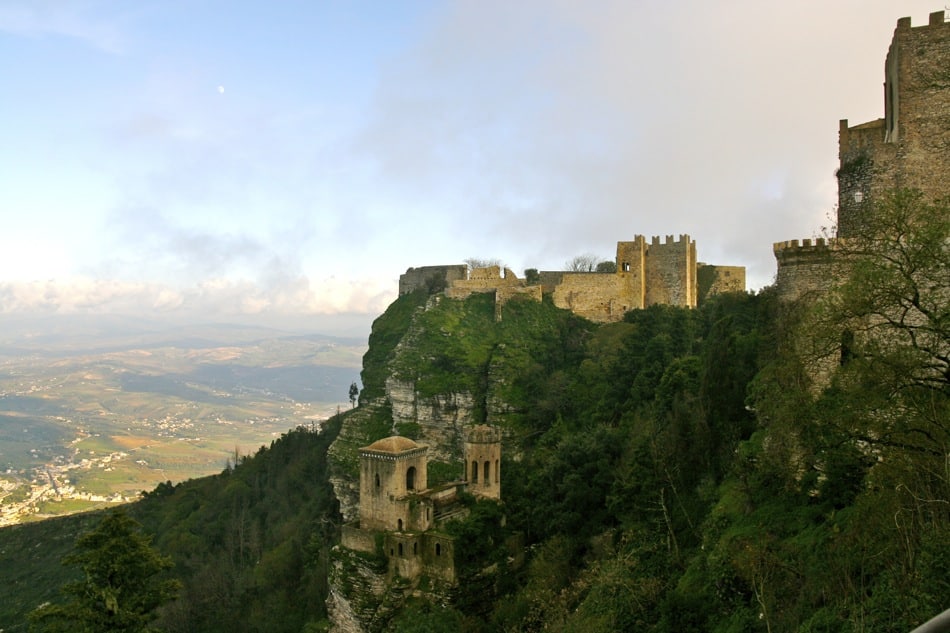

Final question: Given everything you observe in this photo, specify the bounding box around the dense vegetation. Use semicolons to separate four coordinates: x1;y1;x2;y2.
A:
1;190;945;632
0;417;342;631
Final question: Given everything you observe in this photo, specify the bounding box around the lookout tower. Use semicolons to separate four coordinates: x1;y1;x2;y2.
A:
464;425;501;500
358;436;428;532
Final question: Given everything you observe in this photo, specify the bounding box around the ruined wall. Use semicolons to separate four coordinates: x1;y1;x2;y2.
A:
644;235;697;308
399;265;468;295
838;10;950;236
445;266;524;299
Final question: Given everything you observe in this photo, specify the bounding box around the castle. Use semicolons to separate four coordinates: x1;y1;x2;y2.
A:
774;10;949;302
400;234;745;323
339;425;502;584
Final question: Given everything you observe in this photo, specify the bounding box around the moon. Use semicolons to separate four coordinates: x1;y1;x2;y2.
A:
217;85;225;94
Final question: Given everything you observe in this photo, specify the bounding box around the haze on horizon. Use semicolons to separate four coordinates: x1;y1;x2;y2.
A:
1;1;941;337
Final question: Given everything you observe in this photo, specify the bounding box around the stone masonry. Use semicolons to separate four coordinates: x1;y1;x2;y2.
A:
775;10;949;302
399;235;745;324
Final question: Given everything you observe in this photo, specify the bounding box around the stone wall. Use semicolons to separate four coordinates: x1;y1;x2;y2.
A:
772;238;849;303
698;264;747;303
644;235;697;308
549;272;629;322
399;265;468;295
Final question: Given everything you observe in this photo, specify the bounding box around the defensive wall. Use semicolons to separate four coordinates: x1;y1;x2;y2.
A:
400;235;745;324
399;265;468;296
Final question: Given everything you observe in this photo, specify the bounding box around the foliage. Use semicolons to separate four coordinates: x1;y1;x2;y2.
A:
5;191;948;630
30;509;180;632
565;253;599;272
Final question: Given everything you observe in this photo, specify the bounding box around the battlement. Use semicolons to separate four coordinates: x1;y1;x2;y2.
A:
896;10;947;30
648;234;693;247
772;237;836;252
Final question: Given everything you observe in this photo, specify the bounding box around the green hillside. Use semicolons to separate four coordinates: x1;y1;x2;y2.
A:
0;194;946;631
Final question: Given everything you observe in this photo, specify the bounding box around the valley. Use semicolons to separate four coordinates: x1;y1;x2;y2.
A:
0;320;366;525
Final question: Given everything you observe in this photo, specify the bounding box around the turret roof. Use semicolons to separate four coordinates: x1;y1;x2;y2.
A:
363;436;421;453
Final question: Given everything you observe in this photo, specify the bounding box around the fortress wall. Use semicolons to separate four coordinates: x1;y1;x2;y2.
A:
446;267;527;301
538;271;564;293
697;264;746;304
644;235;697;308
400;265;468;295
772;239;849;303
616;237;646;310
550;273;626;323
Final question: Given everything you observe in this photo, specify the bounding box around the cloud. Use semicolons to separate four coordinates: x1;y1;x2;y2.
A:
0;276;395;322
0;1;128;53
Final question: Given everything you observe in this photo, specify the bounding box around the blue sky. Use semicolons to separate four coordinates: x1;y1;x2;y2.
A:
0;1;942;335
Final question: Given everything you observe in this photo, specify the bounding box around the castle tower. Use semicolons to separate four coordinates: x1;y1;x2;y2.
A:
464;425;501;500
837;10;949;237
358;436;428;532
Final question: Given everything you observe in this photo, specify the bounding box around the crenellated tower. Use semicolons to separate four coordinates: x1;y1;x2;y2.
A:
836;10;949;237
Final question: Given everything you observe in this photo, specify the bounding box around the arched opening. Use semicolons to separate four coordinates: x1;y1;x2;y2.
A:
397;518;403;531
398;543;403;556
413;542;418;555
374;473;380;489
406;466;416;491
495;459;499;483
435;543;442;557
471;461;479;483
484;461;490;485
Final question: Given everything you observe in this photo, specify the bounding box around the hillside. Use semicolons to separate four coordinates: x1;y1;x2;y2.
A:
1;232;947;631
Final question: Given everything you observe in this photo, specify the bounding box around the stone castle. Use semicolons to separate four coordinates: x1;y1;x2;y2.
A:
400;234;745;323
774;10;949;302
401;12;949;319
330;11;948;632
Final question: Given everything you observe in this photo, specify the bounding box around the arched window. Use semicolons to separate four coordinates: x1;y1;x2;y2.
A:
374;473;380;489
484;461;490;485
471;461;479;483
406;466;416;490
435;543;442;556
495;459;499;483
397;518;403;531
413;542;418;555
398;543;403;556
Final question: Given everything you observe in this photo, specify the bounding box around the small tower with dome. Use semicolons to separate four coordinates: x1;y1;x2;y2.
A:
358;435;429;532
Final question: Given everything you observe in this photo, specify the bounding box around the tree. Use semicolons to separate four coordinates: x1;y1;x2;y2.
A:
30;509;180;632
348;382;359;408
565;254;599;272
595;260;617;273
464;257;502;272
824;189;949;393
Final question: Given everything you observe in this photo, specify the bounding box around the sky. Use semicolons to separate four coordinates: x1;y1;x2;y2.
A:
0;1;943;336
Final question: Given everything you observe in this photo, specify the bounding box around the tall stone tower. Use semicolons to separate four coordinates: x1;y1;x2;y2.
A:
464;425;501;500
775;9;949;303
358;436;428;532
837;10;950;237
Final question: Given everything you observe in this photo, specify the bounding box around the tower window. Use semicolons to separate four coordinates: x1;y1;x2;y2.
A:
375;473;380;489
406;466;416;491
471;461;479;483
484;461;490;485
